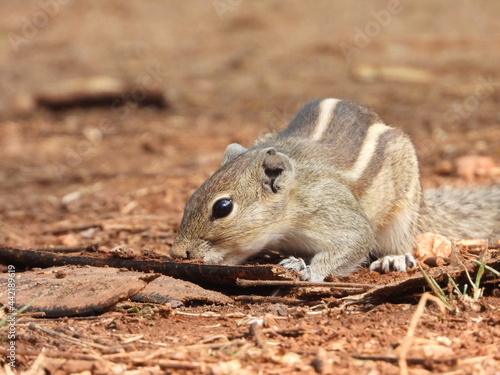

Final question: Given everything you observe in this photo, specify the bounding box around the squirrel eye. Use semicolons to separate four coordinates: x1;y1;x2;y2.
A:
212;198;233;220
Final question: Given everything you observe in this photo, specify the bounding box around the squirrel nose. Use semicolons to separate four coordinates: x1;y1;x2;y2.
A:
169;241;188;259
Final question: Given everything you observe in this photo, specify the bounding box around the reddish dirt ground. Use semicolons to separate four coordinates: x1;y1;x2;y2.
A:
0;2;499;374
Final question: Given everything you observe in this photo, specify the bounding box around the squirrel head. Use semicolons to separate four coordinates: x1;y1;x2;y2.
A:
170;143;295;264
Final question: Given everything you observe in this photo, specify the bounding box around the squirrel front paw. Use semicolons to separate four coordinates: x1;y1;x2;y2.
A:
279;256;312;281
369;253;416;274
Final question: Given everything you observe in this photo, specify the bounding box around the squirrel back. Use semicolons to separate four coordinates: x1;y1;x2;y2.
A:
260;98;424;258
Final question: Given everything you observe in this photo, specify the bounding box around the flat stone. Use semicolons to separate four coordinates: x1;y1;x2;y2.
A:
131;275;233;306
0;265;150;317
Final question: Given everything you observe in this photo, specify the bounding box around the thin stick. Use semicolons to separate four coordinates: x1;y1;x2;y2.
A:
46;224;103;236
0;347;99;360
398;292;446;375
130;357;201;370
352;354;460;365
249;322;268;350
36;243;99;253
23;351;46;375
87;349;204;370
234;295;319;305
183;338;247;350
236;278;380;290
0;246;293;285
29;323;114;351
264;327;306;337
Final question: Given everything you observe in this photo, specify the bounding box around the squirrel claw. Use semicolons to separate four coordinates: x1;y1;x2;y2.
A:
279;256;312;281
369;253;416;274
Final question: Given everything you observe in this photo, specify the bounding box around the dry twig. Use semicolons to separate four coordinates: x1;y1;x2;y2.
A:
28;323;116;352
36;243;99;253
236;278;378;291
398;293;446;375
0;246;294;285
234;295;319;305
0;347;99;361
249;322;268;350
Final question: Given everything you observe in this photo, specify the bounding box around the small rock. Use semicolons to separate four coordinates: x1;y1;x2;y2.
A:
271;352;302;366
210;360;244;375
455;155;498;180
311;348;333;374
414;232;452;260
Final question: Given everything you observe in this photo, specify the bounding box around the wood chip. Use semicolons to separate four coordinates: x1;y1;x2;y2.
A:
455;239;488;254
131;275;233;305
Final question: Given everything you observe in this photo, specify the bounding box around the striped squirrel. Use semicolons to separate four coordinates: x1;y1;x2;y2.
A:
170;98;500;281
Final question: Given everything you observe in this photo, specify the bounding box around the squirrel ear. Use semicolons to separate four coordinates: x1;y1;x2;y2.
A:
222;143;247;166
261;148;293;193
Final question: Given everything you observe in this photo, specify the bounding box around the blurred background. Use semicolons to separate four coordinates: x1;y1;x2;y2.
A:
0;1;499;252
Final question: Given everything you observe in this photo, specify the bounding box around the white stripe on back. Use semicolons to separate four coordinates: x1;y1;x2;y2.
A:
311;98;340;141
341;122;391;181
